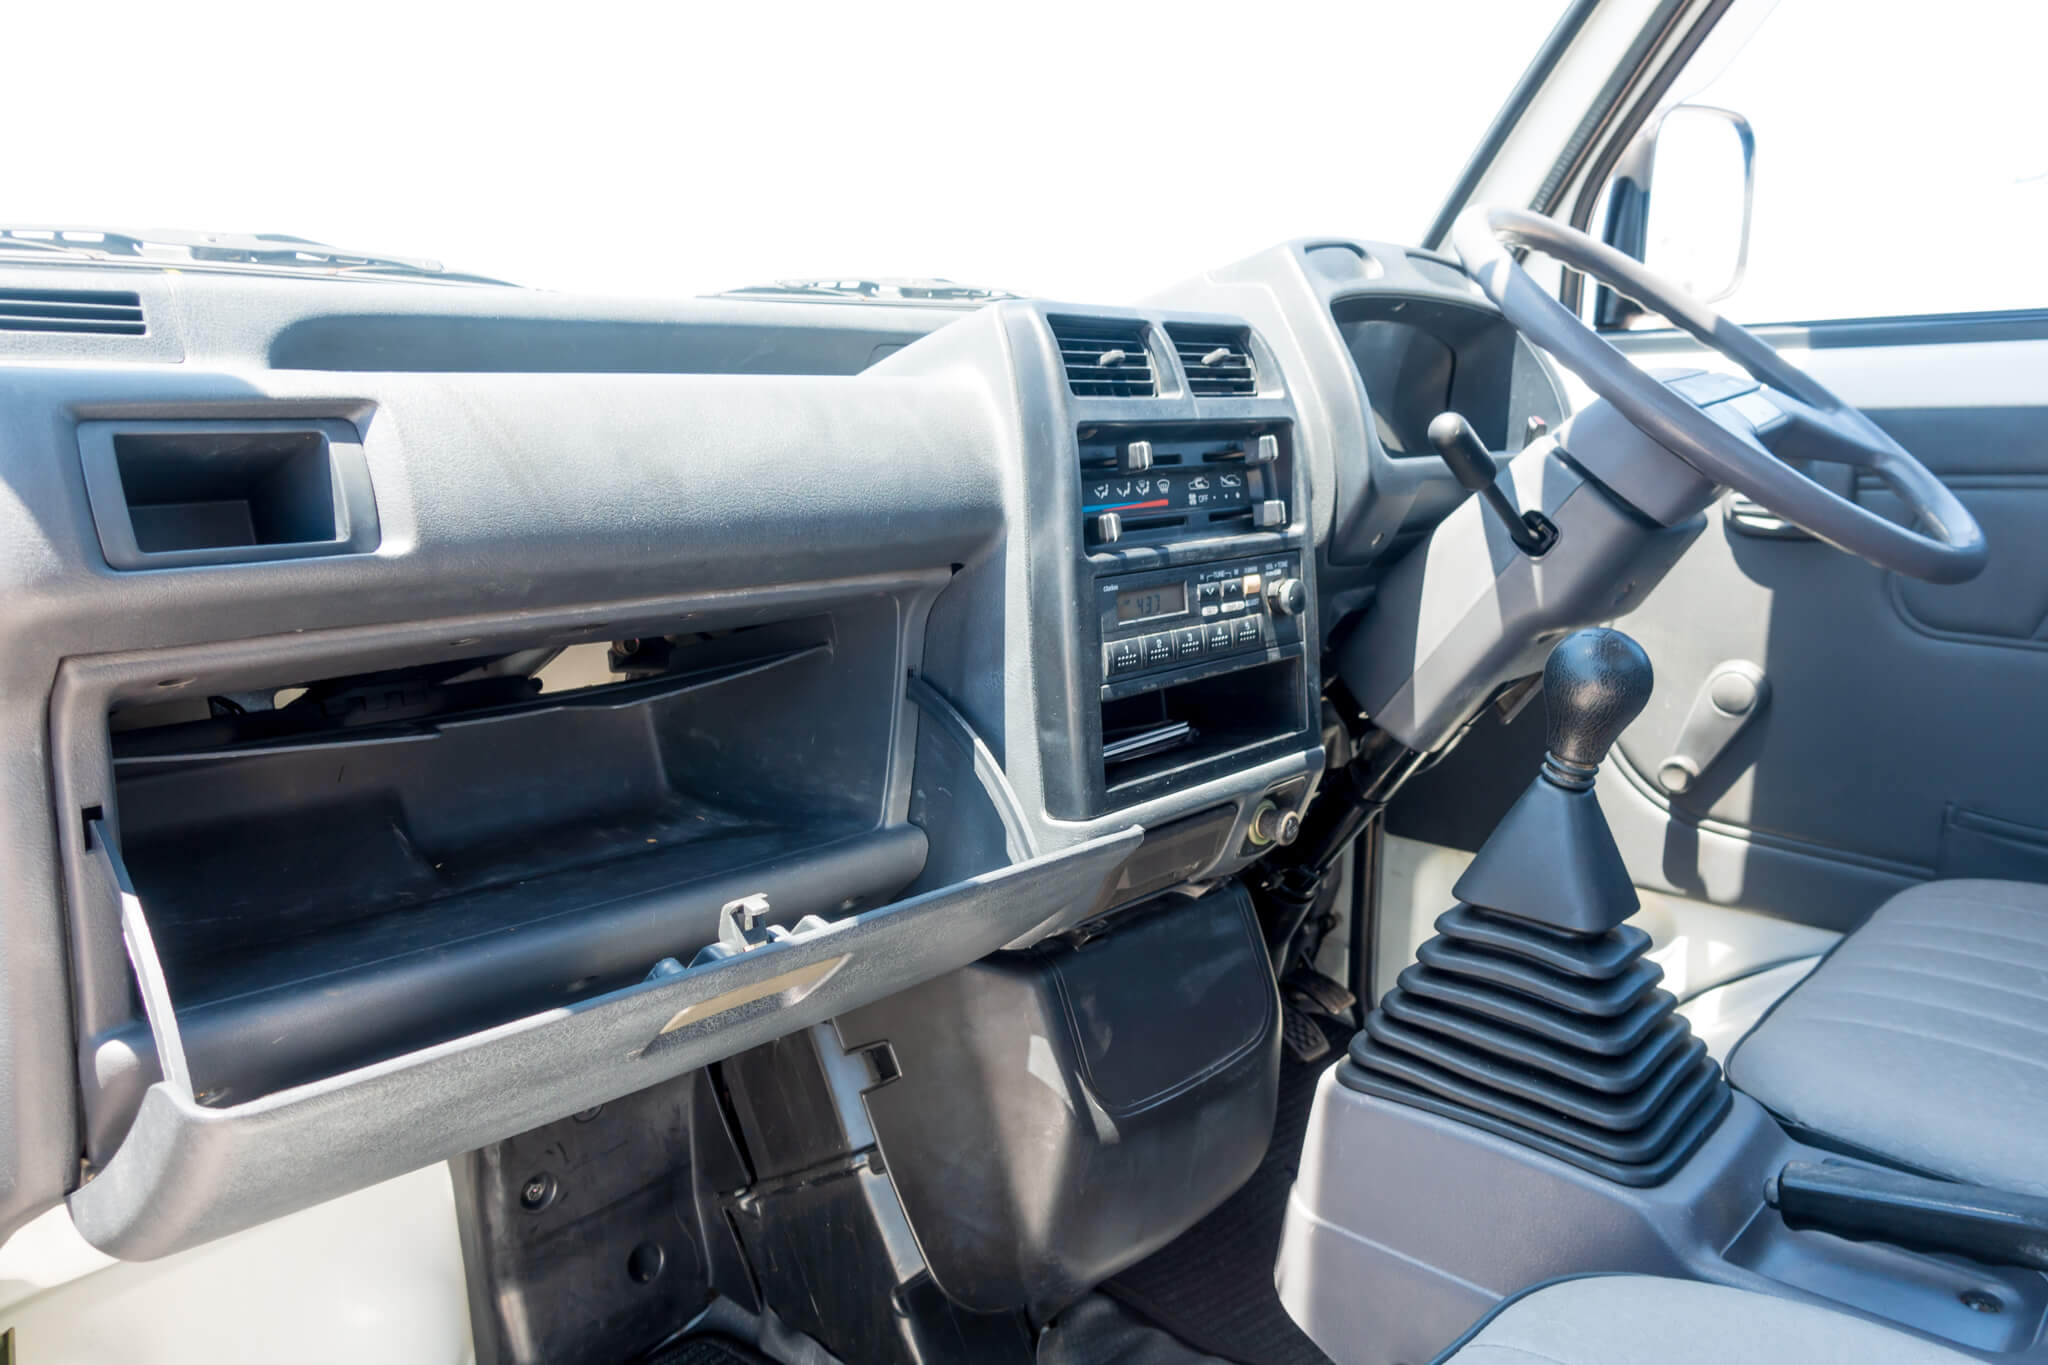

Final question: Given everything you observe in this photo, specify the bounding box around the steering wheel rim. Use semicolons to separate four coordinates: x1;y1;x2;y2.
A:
1451;205;1987;585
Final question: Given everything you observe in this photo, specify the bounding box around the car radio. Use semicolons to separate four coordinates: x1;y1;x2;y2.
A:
1097;553;1306;693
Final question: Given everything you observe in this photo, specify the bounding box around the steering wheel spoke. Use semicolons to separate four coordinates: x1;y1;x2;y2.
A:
1453;205;1986;585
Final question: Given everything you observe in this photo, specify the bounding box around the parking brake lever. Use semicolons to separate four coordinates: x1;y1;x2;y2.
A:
1429;412;1558;556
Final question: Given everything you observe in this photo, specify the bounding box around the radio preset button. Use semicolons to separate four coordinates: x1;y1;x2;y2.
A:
1174;627;1205;659
1106;639;1144;676
1205;622;1235;653
1143;634;1176;666
1235;616;1263;648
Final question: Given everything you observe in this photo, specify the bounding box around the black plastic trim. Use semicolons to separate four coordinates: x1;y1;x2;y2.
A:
1413;938;1663;1016
1342;1055;1730;1187
1769;1160;2048;1273
1390;967;1678;1058
1351;901;1730;1184
1435;904;1649;980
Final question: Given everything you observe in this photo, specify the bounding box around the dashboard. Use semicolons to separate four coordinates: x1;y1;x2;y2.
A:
0;237;1564;1258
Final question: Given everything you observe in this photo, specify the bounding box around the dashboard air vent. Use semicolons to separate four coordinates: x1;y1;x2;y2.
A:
0;286;146;336
1050;317;1157;398
1168;325;1257;397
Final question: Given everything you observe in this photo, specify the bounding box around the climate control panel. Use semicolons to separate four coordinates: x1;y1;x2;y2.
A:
1097;553;1304;690
1080;425;1292;550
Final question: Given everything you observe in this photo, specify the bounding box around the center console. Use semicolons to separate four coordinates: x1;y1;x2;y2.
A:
1061;411;1318;818
1095;547;1309;801
1277;631;2048;1365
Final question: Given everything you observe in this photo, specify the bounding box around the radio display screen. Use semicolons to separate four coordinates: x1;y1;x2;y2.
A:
1115;582;1187;624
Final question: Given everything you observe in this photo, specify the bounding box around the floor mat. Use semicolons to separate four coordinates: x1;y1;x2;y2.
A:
1102;1016;1348;1365
1039;1293;1233;1365
640;1334;777;1365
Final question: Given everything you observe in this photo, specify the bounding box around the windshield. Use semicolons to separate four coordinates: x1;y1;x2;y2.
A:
9;2;1567;301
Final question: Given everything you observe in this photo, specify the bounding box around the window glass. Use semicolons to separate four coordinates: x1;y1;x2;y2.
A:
5;2;1567;303
1651;0;2048;323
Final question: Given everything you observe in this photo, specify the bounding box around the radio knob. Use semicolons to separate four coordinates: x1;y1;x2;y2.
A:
1264;576;1307;618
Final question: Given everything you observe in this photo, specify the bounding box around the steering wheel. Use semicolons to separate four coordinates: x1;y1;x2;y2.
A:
1451;205;1987;585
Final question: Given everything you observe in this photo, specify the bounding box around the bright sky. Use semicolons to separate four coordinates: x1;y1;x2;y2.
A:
1669;0;2048;323
6;0;1567;303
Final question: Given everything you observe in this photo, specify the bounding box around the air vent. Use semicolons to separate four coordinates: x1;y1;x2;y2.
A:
1168;325;1258;397
0;287;146;336
1050;317;1157;398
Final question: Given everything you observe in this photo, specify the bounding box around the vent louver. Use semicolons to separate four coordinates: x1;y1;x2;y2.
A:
1050;317;1157;397
1168;325;1257;397
0;287;146;336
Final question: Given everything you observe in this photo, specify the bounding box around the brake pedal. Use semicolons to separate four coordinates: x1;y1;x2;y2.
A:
1284;966;1356;1021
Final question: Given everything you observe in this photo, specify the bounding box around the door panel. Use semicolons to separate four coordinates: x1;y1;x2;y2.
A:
1605;326;2048;927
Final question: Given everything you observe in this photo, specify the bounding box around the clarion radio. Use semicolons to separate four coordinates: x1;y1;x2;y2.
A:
1097;553;1306;691
1092;551;1313;805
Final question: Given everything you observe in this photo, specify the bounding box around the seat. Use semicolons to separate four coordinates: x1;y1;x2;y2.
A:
1439;1276;1973;1364
1728;878;2048;1197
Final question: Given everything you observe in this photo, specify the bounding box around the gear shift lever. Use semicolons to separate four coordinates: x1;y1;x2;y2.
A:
1538;627;1654;790
1453;627;1652;934
1348;628;1731;1184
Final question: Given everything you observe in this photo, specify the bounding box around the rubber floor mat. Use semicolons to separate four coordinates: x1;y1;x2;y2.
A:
1101;1017;1348;1365
639;1334;776;1365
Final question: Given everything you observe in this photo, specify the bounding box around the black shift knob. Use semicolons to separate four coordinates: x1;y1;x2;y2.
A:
1542;629;1652;786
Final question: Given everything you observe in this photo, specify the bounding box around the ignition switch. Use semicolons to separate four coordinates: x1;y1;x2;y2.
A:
1247;799;1301;848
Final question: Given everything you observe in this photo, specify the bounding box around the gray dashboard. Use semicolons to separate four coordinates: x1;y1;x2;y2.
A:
0;240;1561;1256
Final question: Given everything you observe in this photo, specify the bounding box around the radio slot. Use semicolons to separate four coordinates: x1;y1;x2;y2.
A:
1101;658;1307;799
1103;719;1196;767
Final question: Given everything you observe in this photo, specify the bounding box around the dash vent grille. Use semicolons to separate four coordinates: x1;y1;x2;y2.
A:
1168;325;1257;397
0;287;146;336
1050;317;1157;398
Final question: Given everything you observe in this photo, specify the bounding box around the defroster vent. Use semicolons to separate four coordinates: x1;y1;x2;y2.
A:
1168;325;1258;397
0;287;146;336
1051;317;1157;398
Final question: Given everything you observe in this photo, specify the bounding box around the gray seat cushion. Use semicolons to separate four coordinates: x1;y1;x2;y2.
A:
1729;878;2048;1196
1442;1276;1973;1364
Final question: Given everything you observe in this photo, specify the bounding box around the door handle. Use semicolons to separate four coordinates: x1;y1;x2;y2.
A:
1724;462;1857;539
1725;492;1812;538
1657;662;1769;796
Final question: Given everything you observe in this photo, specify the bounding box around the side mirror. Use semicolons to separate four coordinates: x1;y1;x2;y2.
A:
1596;105;1755;327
